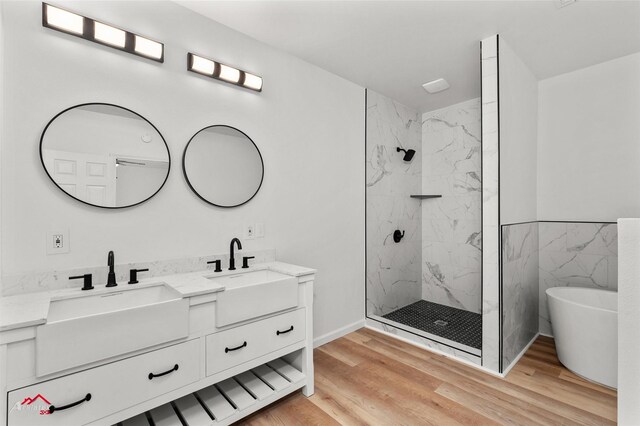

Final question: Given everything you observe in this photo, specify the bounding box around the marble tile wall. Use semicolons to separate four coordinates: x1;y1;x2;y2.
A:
481;35;500;372
539;222;618;335
499;221;618;367
502;222;539;369
366;89;422;317
421;98;482;313
1;249;276;296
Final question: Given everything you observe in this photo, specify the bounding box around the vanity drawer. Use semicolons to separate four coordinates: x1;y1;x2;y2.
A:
7;339;200;426
206;308;305;376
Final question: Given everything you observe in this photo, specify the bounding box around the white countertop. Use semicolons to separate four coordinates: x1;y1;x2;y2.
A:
0;261;315;332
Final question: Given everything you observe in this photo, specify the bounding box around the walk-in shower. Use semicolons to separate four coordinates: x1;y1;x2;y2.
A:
365;83;482;357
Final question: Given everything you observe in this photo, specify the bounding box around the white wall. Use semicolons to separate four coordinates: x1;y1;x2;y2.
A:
538;52;640;221
0;1;365;341
499;37;538;225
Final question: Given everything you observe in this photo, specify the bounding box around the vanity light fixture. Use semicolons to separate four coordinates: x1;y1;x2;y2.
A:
187;53;263;92
44;3;83;35
42;3;164;62
243;73;263;91
94;22;125;48
219;64;241;83
135;35;163;60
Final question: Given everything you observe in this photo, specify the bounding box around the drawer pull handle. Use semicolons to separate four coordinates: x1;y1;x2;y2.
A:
148;364;179;380
276;326;294;335
48;393;91;414
225;341;247;353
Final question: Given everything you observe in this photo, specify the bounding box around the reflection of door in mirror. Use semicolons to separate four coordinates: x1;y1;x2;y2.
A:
42;149;116;206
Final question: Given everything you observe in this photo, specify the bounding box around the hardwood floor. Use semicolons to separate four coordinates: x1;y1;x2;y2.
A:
238;328;617;425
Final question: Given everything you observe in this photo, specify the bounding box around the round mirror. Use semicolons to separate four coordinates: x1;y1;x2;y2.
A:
183;126;264;208
40;103;170;209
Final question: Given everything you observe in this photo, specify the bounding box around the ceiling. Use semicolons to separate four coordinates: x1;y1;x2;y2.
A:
178;1;640;112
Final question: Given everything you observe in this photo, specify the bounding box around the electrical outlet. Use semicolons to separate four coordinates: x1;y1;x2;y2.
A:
245;224;255;240
46;229;69;255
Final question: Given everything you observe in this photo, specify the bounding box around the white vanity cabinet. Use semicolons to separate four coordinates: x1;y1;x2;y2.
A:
0;265;315;426
206;308;306;376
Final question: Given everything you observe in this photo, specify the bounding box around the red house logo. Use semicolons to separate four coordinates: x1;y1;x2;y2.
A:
21;394;51;406
10;394;51;415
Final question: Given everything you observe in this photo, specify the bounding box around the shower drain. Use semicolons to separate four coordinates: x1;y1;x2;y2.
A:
381;300;482;349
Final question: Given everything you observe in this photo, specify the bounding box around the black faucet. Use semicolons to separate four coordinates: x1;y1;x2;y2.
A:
106;250;117;287
229;238;242;270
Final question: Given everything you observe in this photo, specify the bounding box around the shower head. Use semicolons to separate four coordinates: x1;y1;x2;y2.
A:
396;147;416;162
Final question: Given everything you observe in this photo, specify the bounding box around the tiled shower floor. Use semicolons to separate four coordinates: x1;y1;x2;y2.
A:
382;300;482;350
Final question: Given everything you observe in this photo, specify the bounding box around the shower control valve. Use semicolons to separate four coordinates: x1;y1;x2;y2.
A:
393;230;405;243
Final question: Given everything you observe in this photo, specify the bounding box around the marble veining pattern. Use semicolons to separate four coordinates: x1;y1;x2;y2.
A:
422;98;482;313
1;249;276;296
481;35;500;372
502;222;539;369
366;90;422;316
539;222;618;335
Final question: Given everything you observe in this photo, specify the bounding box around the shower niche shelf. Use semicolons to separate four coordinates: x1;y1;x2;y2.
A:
410;195;442;199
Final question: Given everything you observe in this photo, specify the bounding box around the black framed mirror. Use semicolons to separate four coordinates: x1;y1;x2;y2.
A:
40;103;170;209
183;125;264;208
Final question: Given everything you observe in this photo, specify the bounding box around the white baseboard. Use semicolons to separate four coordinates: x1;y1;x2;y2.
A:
539;331;554;338
502;332;540;376
313;319;365;348
364;324;505;378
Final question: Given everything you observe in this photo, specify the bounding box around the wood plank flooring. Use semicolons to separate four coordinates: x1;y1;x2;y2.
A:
238;328;617;425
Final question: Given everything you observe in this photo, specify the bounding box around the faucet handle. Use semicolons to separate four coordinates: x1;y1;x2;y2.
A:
242;256;255;269
128;268;149;285
207;259;222;272
70;274;93;291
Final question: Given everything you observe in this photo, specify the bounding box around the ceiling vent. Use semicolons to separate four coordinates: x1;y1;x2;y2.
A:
422;78;450;94
557;0;577;8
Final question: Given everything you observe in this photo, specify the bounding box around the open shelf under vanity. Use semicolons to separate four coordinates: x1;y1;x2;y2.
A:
117;357;305;426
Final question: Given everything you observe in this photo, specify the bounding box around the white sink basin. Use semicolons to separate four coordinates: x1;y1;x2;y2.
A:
36;283;189;377
208;270;298;327
47;283;181;322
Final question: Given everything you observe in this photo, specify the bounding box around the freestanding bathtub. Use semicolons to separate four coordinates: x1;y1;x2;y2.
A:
546;287;618;388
